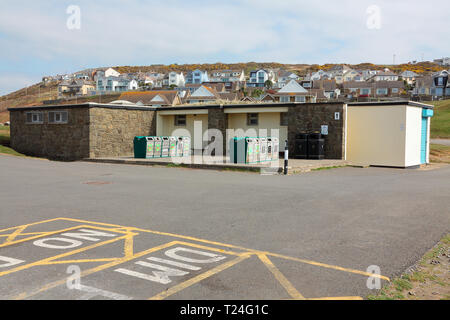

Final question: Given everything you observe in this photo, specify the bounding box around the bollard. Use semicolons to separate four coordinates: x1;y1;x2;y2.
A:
284;140;289;175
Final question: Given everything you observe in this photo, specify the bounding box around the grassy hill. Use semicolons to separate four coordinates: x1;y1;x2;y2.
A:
0;80;60;122
430;99;450;139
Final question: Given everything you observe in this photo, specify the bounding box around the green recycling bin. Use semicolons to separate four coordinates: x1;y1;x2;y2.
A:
134;136;147;159
230;137;245;164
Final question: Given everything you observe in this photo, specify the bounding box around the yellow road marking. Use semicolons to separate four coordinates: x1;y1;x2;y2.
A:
43;258;119;265
149;253;252;300
0;232;54;238
0;225;89;249
258;254;305;300
174;241;242;256
0;218;65;234
0;233;129;278
264;252;390;282
124;234;134;258
2;216;390;296
52;217;391;281
309;296;363;300
3;225;28;245
13;241;179;300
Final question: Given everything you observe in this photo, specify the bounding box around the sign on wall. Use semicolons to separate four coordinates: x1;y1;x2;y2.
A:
321;125;329;135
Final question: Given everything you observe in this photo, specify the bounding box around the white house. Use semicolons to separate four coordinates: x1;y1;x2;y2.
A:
270;80;316;103
247;69;276;88
104;68;121;77
96;76;138;92
163;72;185;87
186;70;209;84
400;71;418;85
368;70;399;82
209;70;245;83
277;71;300;89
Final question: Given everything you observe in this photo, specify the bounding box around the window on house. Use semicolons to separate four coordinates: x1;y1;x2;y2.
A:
48;111;68;124
26;112;43;124
295;96;306;103
392;88;399;93
247;113;259;126
280;96;290;103
280;113;289;126
174;115;187;126
361;88;371;95
376;88;388;95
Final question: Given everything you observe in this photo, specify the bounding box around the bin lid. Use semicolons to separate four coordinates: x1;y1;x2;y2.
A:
309;133;322;139
296;133;308;139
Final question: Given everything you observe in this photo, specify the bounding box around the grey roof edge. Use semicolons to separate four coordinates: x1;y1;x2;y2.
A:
8;102;158;112
349;100;434;109
8;101;347;112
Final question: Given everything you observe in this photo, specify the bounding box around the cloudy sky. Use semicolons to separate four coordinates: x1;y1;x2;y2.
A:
0;0;448;95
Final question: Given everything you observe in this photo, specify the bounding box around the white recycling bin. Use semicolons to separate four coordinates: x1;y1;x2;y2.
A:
161;137;170;158
146;137;156;158
259;138;268;162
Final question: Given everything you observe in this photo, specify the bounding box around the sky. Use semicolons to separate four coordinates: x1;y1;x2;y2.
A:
0;0;449;95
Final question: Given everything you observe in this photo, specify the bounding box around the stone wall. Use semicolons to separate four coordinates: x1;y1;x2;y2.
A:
89;107;156;158
10;107;90;160
287;103;346;159
207;107;228;154
10;105;156;160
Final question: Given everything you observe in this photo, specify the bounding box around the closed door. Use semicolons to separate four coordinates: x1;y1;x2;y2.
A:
420;117;428;164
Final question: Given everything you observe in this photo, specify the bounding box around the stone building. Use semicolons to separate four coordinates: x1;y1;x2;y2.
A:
9;101;346;161
9;103;156;160
9;101;432;167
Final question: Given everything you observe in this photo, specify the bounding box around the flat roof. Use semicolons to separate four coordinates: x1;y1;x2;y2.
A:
349;100;434;109
8;102;158;112
9;100;433;112
8;101;345;112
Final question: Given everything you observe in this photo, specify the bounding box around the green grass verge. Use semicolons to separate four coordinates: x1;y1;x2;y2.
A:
0;127;26;157
0;145;26;157
0;127;10;146
367;234;450;300
430;144;450;164
430;100;450;139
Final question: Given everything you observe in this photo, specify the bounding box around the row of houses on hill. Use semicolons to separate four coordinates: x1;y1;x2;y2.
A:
54;65;449;102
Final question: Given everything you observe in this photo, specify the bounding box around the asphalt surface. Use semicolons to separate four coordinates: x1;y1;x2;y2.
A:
0;155;449;300
431;139;450;146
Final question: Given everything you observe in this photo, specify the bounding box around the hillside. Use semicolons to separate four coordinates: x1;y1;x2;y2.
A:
0;61;445;123
430;99;450;139
0;80;60;122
